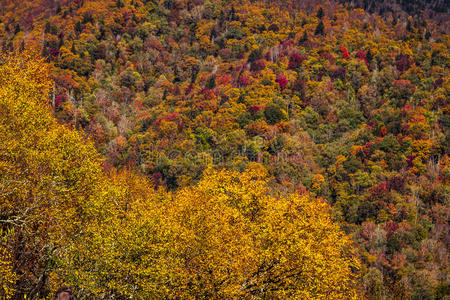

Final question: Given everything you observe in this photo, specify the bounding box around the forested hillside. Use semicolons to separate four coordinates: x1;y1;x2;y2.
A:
0;0;448;298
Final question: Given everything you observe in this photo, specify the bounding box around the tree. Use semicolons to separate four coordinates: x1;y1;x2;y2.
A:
341;46;350;59
162;166;361;298
275;74;288;90
288;52;305;69
206;75;216;89
0;51;102;298
317;7;324;19
58;167;362;299
315;20;325;35
265;104;285;124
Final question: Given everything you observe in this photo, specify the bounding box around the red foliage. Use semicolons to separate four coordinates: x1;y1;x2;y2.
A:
144;36;163;51
25;15;34;26
392;80;415;95
296;185;308;194
318;70;324;81
170;8;180;22
280;39;294;48
202;89;216;100
53;74;80;91
276;121;290;132
217;74;232;86
165;112;180;122
250;59;266;72
54;94;66;107
288;52;305;69
402;105;412;112
340;46;350;59
355;49;369;66
245;120;269;136
276;74;288;90
155;112;183;128
367;183;390;202
384;222;399;237
360;222;376;240
396;54;411;73
320;52;335;64
133;100;143;110
249;105;264;114
386;176;406;192
238;75;250;86
355;49;367;60
433;78;444;88
170;86;181;95
291;79;306;98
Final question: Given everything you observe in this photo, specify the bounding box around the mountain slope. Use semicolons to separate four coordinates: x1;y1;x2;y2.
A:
0;0;449;298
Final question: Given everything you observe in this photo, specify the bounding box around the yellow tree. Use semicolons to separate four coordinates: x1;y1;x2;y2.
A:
166;164;360;299
64;164;360;299
0;50;102;298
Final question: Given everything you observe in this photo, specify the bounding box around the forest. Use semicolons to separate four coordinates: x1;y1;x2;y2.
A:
0;0;448;298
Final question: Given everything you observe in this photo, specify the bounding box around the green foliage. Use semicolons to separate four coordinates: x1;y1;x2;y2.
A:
264;104;285;124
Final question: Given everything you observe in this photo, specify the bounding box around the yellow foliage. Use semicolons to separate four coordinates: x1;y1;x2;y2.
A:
312;173;325;190
65;165;360;298
0;244;17;299
410;139;432;160
0;50;103;295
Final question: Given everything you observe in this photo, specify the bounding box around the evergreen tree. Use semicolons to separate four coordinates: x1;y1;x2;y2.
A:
315;20;325;35
317;7;324;19
207;76;216;90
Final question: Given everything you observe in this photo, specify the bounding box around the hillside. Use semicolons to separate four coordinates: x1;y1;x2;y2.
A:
0;0;449;298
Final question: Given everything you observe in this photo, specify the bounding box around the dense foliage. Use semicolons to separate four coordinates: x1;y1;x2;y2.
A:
0;51;359;298
0;0;449;298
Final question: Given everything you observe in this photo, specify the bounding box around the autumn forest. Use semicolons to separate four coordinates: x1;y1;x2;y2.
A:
0;0;449;298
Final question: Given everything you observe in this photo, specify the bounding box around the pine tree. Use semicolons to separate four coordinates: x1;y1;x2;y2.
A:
366;48;373;64
315;20;325;35
207;76;216;90
317;7;324;19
